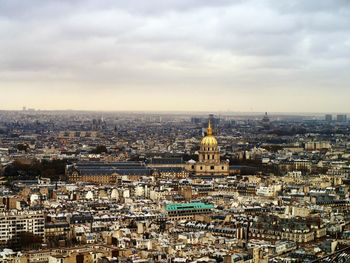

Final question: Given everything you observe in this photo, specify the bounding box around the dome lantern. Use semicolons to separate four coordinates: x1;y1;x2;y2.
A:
200;120;218;147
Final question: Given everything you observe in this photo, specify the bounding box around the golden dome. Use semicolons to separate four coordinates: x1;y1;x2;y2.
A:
201;120;218;146
201;135;218;146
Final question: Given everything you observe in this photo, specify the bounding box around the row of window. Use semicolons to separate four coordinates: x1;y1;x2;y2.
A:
196;166;226;170
203;154;216;160
202;147;217;151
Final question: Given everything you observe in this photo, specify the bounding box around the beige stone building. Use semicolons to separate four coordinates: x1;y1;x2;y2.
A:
186;121;229;177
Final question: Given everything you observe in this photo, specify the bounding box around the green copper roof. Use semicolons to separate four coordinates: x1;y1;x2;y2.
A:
165;202;214;211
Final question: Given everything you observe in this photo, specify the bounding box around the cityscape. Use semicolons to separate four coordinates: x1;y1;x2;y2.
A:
1;0;350;263
1;111;350;262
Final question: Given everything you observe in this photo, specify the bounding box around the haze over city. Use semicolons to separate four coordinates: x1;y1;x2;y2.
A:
1;0;349;112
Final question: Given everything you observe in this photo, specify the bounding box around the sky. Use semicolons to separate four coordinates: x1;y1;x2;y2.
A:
0;0;349;113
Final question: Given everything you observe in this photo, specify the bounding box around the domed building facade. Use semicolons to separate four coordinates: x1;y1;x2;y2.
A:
186;121;229;177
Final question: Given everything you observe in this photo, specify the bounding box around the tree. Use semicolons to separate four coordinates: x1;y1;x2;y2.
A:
16;143;29;152
3;159;69;181
7;232;43;251
91;145;108;154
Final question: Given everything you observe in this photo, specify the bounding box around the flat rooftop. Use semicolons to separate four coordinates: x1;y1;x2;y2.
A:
165;202;214;211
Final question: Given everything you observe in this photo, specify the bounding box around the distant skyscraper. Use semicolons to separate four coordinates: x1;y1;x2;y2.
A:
191;117;202;124
325;114;333;122
208;114;219;128
336;114;347;122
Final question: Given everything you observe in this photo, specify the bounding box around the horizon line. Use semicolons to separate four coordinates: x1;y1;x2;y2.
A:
0;108;349;116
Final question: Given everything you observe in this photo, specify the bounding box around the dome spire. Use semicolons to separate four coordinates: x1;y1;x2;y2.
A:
207;120;213;136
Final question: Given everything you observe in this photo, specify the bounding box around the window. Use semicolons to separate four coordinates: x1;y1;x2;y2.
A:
211;166;214;170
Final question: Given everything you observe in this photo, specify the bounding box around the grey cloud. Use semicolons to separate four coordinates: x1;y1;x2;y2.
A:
272;0;350;14
0;0;349;111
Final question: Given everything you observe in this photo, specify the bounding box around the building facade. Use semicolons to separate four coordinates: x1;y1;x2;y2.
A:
67;162;153;184
0;210;45;247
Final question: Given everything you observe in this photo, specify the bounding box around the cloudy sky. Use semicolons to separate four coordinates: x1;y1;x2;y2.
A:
0;0;349;112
